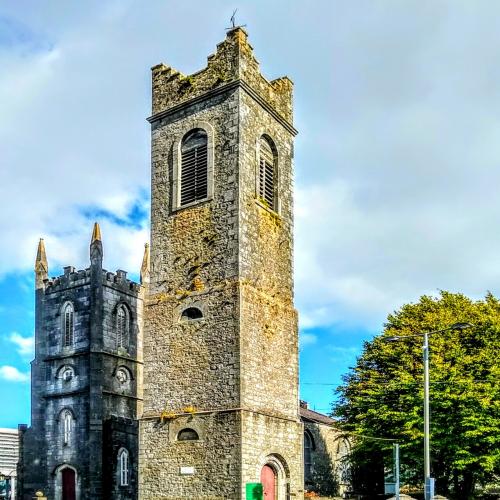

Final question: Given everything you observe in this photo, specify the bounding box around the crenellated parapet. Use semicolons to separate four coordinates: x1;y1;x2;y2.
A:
151;27;294;125
43;268;141;294
43;267;90;292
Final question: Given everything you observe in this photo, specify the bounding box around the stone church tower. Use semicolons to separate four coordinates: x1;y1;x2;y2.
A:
17;226;147;500
139;28;303;499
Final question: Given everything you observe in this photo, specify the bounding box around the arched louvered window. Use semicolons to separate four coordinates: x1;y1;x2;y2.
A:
63;302;74;347
180;128;208;206
118;448;129;486
116;305;129;349
62;410;73;445
258;136;276;210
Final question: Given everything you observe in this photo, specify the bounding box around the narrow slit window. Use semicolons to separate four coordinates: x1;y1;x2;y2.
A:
180;129;208;206
63;303;74;347
62;410;73;445
258;137;276;210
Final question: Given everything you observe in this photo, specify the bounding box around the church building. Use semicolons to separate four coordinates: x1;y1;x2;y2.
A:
17;28;347;500
17;228;147;499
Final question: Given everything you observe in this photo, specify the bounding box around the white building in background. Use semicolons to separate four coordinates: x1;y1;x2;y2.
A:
0;428;18;499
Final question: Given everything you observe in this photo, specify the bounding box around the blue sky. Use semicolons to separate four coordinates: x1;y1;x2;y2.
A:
2;1;500;427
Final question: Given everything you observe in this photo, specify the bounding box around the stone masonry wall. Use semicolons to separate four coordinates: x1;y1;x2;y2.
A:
241;412;304;499
238;89;298;419
144;87;241;415
140;412;241;500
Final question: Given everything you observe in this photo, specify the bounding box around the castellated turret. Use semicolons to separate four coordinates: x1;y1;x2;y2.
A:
140;27;303;499
18;224;145;500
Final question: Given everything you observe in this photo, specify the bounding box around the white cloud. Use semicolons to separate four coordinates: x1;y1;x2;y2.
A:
299;332;317;348
9;332;34;357
2;1;500;334
0;365;30;383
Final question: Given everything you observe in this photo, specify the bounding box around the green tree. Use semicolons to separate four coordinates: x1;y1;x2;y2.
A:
334;292;500;499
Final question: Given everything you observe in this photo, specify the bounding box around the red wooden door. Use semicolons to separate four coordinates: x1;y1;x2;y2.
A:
260;464;276;500
62;468;76;500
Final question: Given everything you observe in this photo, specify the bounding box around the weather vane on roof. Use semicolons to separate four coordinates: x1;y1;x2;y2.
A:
227;9;246;30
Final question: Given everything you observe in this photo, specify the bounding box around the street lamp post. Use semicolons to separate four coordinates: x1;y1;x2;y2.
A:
423;330;432;500
386;322;473;500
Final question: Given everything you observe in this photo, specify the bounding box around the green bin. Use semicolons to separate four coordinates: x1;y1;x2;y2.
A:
246;482;263;500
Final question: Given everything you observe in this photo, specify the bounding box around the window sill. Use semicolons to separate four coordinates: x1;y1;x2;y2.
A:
172;196;213;213
255;198;281;218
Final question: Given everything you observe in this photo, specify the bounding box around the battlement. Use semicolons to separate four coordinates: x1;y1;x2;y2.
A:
44;267;90;291
151;27;293;123
44;267;141;294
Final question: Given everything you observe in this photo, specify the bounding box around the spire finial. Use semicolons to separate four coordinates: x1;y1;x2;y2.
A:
140;243;150;285
35;238;49;289
90;222;103;266
91;222;102;243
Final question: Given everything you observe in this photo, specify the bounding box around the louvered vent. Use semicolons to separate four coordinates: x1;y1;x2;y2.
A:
181;129;208;206
259;138;275;209
64;303;74;347
117;305;128;348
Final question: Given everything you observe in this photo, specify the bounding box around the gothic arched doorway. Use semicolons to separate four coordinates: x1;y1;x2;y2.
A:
260;464;277;500
61;467;76;500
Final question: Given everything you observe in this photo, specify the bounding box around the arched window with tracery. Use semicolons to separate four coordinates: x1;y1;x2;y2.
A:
258;136;277;210
180;128;208;206
116;304;130;349
63;302;74;348
118;448;129;486
62;410;73;445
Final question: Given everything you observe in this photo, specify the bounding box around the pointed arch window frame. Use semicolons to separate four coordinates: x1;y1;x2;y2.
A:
118;447;130;486
62;301;75;348
116;303;131;350
172;121;215;211
60;408;74;446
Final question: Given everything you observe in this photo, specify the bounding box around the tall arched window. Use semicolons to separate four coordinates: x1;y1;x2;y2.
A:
304;431;314;482
180;128;208;206
63;302;74;347
116;305;129;349
118;448;129;486
258;136;277;210
62;410;73;445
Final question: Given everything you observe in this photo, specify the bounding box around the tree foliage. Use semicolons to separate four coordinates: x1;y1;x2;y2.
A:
334;292;500;499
